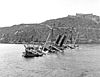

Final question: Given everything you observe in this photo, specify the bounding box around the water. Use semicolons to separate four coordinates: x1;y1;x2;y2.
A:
0;44;100;77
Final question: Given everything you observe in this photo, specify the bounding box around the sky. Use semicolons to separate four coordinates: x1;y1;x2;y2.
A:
0;0;100;27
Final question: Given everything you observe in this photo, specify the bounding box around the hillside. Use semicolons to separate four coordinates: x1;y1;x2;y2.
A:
0;13;100;44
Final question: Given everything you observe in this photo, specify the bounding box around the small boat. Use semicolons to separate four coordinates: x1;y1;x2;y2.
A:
22;51;43;57
22;45;44;58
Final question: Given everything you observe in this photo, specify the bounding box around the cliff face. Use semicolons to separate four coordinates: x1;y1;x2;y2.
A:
0;13;100;44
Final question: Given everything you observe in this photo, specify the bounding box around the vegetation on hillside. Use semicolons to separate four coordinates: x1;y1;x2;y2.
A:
0;13;100;44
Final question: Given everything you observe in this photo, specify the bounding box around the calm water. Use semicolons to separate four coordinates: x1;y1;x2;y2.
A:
0;44;100;77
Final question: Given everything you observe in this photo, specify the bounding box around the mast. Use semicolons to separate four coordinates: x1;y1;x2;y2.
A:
51;28;54;42
43;32;51;48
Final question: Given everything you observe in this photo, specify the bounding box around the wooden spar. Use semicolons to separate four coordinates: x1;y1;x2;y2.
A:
51;45;63;53
51;28;54;42
43;32;51;48
73;32;79;47
74;32;79;44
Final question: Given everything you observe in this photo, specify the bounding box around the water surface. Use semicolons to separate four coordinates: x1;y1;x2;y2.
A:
0;44;100;77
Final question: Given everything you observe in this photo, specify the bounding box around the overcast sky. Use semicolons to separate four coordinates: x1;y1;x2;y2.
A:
0;0;100;27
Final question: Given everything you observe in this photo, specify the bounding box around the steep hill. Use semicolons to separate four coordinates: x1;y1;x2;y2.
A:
0;13;100;44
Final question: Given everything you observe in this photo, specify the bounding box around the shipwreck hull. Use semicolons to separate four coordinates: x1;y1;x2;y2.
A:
22;49;43;58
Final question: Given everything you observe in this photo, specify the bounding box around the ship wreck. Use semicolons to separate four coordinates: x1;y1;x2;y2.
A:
22;25;79;58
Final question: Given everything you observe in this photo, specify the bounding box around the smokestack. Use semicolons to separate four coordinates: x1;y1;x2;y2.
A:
58;35;66;47
55;35;62;45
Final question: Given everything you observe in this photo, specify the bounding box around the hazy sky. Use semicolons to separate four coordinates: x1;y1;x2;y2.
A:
0;0;100;27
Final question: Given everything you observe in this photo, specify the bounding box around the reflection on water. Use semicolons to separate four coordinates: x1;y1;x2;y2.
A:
0;44;100;77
